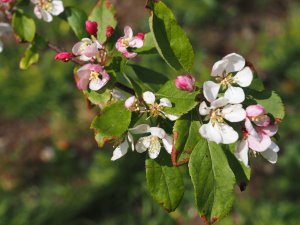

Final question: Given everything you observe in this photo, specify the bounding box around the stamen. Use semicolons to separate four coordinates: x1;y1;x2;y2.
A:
89;71;99;81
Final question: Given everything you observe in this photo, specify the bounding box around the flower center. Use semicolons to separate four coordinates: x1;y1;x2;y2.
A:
149;103;162;118
210;109;224;124
39;0;53;11
122;38;130;47
216;73;235;89
89;71;99;81
251;115;268;123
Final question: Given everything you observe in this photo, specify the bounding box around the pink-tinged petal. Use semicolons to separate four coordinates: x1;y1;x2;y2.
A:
122;51;137;59
124;26;133;38
199;101;210;116
253;115;270;127
125;96;136;109
235;140;249;167
203;81;221;103
211;59;227;77
222;104;246;122
72;42;83;56
149;127;166;139
199;122;222;144
210;97;229;109
129;124;150;134
175;75;195;92
248;133;271;152
41;10;53;22
77;65;91;78
111;140;129;161
258;124;278;137
224;85;245;104
83;42;98;58
33;6;42;19
143;91;156;105
223;53;245;74
261;142;279;164
89;64;103;73
77;76;89;90
233;66;253;87
246;104;266;117
115;39;127;52
159;98;172;107
244;118;257;136
129;37;144;48
218;123;239;144
162;135;173;154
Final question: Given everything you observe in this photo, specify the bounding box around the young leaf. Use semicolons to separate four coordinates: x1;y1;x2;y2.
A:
146;151;184;212
89;0;117;43
19;44;39;70
61;7;88;39
189;139;236;224
90;101;131;147
12;10;36;42
156;80;199;118
149;1;194;72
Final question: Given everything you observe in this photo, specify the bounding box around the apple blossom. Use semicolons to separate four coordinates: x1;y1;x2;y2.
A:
85;20;98;36
135;126;173;159
115;26;144;59
175;74;195;92
199;96;246;144
142;91;179;121
54;52;73;62
77;64;110;91
235;105;279;166
0;22;12;53
31;0;64;22
72;38;102;62
203;53;253;104
125;96;137;110
111;124;151;161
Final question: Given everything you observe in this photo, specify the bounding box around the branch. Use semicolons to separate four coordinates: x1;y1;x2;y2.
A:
115;82;135;95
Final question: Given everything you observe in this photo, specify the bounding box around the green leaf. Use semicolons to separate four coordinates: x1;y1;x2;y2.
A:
84;89;112;107
173;110;203;163
189;139;236;224
157;80;199;118
61;7;88;39
149;1;194;72
12;10;36;42
89;0;117;43
90;101;131;147
134;32;156;54
146;152;184;212
245;90;285;120
19;44;39;70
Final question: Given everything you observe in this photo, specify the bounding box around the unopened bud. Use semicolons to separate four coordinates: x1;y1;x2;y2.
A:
175;75;195;92
54;52;73;62
86;20;98;36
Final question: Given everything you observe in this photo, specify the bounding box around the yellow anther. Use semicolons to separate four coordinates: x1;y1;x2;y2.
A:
89;71;99;81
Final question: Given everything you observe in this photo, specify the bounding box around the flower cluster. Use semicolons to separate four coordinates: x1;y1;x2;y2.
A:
198;53;280;166
111;124;173;161
31;0;64;22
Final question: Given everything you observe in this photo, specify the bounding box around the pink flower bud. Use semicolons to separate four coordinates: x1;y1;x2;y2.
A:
106;25;114;38
125;96;136;109
136;32;145;40
175;75;195;92
54;52;73;62
85;20;98;36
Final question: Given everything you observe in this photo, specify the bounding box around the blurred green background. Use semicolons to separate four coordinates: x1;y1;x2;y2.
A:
0;0;299;224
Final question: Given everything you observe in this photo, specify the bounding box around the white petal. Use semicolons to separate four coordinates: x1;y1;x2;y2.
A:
159;98;172;107
89;78;105;91
210;97;229;109
135;136;151;153
233;67;253;87
203;81;221;103
149;127;166;139
235;140;249;167
211;59;227;77
164;113;180;121
223;53;245;74
41;10;53;22
199;122;222;144
261;143;279;164
111;140;129;161
222;104;246;122
224;86;245;104
127;132;134;151
51;1;64;15
162;135;173;154
33;6;42;19
218;123;239;144
143;91;156;105
148;137;161;159
199;101;210;116
129;37;143;48
0;41;3;53
129;124;150;134
124;26;133;38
